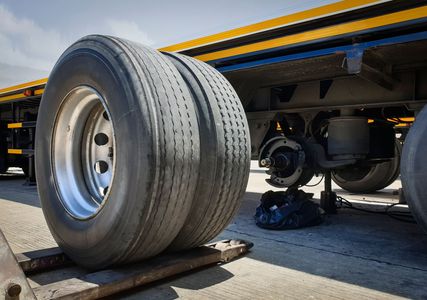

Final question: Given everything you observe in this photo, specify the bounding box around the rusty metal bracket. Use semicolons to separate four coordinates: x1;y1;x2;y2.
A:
33;239;252;299
1;238;252;300
0;230;36;300
15;247;71;274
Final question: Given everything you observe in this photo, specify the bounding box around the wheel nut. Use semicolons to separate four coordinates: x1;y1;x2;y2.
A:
260;158;272;167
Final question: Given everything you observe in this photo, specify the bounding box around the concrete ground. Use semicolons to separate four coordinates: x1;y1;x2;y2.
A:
1;163;427;299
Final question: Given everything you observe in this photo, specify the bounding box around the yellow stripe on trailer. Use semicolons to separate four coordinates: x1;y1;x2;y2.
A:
34;88;44;96
160;0;387;52
8;149;23;155
0;93;29;103
7;123;23;129
195;6;427;62
0;88;46;103
0;78;47;96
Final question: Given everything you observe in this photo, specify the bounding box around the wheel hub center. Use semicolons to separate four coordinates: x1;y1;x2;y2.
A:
52;86;116;219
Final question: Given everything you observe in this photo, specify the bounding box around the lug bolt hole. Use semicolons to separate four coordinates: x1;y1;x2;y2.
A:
94;161;108;174
99;186;109;197
94;133;109;146
103;111;110;121
103;186;109;196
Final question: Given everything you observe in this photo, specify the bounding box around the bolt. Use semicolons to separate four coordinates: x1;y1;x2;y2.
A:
7;283;21;298
260;158;272;168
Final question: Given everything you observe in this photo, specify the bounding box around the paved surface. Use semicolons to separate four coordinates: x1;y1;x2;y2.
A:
1;163;427;299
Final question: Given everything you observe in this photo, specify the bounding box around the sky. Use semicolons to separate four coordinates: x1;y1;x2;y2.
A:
0;0;335;88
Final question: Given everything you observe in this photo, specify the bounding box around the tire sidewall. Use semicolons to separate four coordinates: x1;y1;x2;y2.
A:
401;105;427;231
36;42;156;266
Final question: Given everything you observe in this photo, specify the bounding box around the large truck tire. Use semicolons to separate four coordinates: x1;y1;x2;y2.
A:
35;35;200;269
401;106;427;233
332;140;401;193
164;53;251;250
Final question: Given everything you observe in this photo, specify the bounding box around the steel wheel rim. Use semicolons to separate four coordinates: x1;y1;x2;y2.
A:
52;86;115;219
